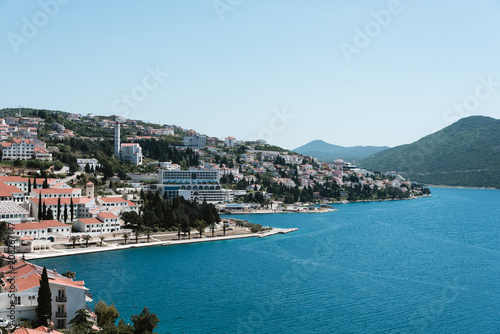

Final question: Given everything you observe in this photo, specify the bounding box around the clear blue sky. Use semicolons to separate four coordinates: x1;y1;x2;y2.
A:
1;0;499;149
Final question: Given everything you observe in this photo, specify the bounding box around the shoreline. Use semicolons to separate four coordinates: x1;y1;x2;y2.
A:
222;195;431;215
427;185;499;190
22;228;298;260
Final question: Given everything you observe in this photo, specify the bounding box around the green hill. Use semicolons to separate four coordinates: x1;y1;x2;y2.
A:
294;140;389;162
358;116;500;188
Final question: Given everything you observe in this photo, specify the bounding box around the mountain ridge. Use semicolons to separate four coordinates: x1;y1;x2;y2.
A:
358;116;500;188
293;140;389;161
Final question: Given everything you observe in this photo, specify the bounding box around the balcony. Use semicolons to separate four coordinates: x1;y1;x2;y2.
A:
55;312;67;318
56;296;67;303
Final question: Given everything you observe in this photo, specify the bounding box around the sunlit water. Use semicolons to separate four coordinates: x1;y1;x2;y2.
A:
34;188;500;333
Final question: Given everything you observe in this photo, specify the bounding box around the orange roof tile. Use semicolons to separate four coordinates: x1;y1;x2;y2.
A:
33;188;78;195
98;212;118;219
77;218;102;225
14;220;69;231
100;197;127;203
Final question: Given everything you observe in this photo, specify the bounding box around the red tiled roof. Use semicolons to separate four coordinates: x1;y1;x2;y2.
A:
100;197;127;203
0;261;87;292
98;212;118;219
77;218;102;225
14;220;69;231
127;200;137;206
33;188;78;195
13;326;64;334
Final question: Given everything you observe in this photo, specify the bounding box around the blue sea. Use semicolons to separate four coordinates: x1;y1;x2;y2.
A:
33;188;500;333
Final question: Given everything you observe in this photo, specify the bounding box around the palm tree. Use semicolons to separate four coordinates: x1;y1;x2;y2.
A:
69;236;78;248
123;233;129;245
98;235;105;247
82;235;91;248
144;227;153;243
134;227;140;244
62;271;76;279
196;220;206;238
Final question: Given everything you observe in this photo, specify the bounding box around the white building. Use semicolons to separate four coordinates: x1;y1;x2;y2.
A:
157;167;229;203
31;188;81;199
183;135;206;148
13;220;72;240
74;212;120;234
0;201;32;224
30;197;96;221
77;158;99;171
120;143;143;165
0;181;25;202
224;136;236;147
96;196;138;215
0;261;92;330
114;123;143;165
0;138;34;160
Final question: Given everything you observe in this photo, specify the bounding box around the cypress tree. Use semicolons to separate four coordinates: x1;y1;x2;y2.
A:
63;204;68;224
33;178;37;189
28;178;31;194
37;267;52;326
37;193;42;220
42;202;47;220
56;197;61;221
70;197;74;222
46;208;54;220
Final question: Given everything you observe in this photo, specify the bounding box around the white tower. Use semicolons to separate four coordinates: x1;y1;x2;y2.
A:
114;122;121;158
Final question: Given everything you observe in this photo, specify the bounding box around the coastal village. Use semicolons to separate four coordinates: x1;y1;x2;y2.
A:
0;109;430;332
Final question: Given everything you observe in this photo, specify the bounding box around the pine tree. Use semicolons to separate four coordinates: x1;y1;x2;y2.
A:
37;267;52;327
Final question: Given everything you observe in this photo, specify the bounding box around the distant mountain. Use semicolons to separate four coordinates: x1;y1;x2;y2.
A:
358;116;500;188
294;140;389;161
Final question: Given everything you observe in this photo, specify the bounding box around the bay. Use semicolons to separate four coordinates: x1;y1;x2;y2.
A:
33;188;500;333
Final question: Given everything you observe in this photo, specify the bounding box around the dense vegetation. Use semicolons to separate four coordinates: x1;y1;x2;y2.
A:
121;191;220;238
359;116;500;188
60;301;159;334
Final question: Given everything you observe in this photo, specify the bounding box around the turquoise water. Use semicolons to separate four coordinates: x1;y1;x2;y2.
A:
34;188;500;333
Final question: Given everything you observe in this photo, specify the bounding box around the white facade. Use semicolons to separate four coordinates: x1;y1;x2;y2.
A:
120;143;143;165
183;135;206;148
0;262;91;330
0;201;32;223
158;167;229;203
0;139;34;160
77;158;99;171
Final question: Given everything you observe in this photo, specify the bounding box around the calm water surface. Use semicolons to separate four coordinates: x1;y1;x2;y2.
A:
34;188;500;333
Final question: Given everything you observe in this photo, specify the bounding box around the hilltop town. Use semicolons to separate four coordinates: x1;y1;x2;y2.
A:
0;108;430;331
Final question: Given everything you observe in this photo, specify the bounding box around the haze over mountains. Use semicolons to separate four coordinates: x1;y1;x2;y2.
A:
358;116;500;188
293;140;389;161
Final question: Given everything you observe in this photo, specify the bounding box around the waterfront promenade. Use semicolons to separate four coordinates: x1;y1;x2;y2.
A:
20;228;298;260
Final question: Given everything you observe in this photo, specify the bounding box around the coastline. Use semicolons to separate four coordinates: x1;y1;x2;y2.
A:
222;195;431;215
427;185;499;190
22;228;298;260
